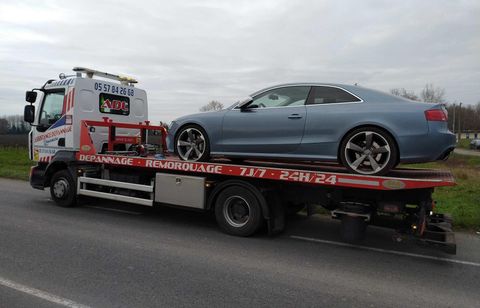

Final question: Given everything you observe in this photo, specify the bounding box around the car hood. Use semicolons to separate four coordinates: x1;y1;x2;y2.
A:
173;109;228;123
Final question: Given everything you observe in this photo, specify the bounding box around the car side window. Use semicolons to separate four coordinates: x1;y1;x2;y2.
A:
252;86;311;108
308;86;360;104
38;91;65;129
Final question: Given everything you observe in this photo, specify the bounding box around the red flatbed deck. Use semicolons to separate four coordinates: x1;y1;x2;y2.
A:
75;153;455;191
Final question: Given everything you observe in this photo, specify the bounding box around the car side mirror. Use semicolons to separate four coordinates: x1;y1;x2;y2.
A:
237;97;253;109
240;103;258;112
26;91;37;103
24;105;35;123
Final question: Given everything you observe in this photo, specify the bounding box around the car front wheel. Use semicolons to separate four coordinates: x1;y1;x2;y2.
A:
340;127;398;176
175;125;210;162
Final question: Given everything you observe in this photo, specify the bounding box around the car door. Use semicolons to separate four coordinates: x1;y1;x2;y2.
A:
301;86;362;157
221;86;311;154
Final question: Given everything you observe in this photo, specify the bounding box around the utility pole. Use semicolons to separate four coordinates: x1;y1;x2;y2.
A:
452;103;456;136
457;102;462;140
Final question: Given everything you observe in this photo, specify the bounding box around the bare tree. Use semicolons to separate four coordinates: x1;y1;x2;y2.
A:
390;88;419;101
0;118;8;134
421;84;445;104
199;101;224;112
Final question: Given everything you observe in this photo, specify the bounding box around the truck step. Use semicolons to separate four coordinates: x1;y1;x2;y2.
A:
77;176;153;206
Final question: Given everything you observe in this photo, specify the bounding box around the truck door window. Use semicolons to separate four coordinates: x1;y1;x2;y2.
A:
38;90;65;131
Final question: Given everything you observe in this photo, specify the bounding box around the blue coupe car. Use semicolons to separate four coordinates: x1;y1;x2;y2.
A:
167;83;456;175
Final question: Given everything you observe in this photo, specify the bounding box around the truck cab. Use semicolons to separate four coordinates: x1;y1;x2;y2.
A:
24;67;148;162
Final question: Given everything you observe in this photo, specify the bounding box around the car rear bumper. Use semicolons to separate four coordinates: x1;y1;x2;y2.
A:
399;130;456;163
436;147;455;160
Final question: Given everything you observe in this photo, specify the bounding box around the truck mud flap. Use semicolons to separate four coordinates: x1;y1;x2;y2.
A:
416;213;456;254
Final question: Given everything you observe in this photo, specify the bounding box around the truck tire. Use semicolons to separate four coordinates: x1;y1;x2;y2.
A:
340;215;366;243
215;186;263;236
50;169;77;207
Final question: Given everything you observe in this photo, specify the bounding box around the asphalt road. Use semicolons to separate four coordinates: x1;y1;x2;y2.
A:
1;178;479;308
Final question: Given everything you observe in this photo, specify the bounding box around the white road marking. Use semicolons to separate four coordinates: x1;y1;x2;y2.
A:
85;205;143;215
290;235;480;267
0;277;90;308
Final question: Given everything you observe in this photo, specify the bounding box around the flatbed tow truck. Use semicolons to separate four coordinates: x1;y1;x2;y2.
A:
24;67;457;254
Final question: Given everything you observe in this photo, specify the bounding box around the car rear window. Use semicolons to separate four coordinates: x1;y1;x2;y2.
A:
308;86;361;104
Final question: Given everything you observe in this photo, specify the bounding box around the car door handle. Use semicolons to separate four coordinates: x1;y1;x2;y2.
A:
288;114;302;119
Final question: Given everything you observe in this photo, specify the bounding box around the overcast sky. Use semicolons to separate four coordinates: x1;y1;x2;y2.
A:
1;0;479;121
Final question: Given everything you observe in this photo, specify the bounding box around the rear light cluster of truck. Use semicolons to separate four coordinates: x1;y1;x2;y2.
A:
425;109;448;122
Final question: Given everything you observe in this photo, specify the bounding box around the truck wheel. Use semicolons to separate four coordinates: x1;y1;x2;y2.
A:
215;186;263;236
50;169;77;207
340;215;366;243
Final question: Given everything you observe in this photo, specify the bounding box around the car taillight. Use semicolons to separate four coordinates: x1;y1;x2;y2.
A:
425;109;448;122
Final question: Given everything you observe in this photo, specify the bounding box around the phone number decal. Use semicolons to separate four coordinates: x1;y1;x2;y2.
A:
94;82;134;96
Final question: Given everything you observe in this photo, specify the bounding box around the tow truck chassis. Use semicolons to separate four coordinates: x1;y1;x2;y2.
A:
30;118;457;254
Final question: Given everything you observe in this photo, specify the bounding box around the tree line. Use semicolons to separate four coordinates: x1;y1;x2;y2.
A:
0;115;30;134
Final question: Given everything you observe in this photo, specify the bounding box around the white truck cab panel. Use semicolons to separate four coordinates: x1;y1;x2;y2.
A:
29;68;148;162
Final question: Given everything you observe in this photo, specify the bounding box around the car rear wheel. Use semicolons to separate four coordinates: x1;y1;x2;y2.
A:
175;125;210;162
340;127;397;175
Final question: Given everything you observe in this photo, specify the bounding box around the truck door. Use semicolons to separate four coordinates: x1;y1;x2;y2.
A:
32;88;72;162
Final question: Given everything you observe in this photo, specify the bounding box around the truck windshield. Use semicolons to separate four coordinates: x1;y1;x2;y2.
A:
39;91;65;128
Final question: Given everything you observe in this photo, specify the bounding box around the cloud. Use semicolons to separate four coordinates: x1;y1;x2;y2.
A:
1;0;479;121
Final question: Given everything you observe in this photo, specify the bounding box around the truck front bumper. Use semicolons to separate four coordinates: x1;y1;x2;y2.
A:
30;164;46;190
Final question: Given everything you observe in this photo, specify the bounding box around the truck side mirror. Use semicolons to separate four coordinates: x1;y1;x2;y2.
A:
24;105;35;123
26;91;37;103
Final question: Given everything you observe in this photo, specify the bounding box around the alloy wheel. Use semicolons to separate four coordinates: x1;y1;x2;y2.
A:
344;131;391;175
176;128;206;161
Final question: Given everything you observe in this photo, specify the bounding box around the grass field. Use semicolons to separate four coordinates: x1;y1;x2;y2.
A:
0;146;34;181
409;153;480;230
456;139;471;149
0;146;478;230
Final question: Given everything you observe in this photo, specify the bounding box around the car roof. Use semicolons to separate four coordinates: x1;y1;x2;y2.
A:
249;83;351;96
249;83;414;104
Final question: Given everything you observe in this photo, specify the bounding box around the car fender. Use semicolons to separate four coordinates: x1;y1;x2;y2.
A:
339;120;400;144
168;111;227;152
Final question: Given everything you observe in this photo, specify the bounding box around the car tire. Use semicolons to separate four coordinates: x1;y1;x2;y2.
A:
215;186;263;237
50;169;77;207
340;126;398;175
174;124;210;162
